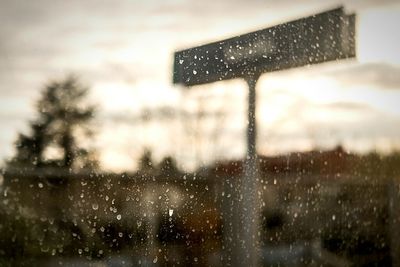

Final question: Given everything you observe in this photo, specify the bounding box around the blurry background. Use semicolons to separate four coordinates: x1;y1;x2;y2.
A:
1;1;400;266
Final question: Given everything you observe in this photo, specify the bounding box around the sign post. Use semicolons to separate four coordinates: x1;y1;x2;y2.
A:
172;7;355;266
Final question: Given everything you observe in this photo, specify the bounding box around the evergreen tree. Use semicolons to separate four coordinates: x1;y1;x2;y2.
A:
7;75;98;172
138;149;154;173
158;155;179;176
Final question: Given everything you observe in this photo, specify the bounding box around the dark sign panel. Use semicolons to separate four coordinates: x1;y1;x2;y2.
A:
173;7;355;86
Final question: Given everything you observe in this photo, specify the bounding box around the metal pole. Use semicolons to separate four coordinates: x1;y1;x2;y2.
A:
244;73;260;267
229;73;260;267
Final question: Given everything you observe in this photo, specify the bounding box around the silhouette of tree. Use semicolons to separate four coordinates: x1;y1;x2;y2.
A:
138;148;154;173
158;155;179;176
7;75;98;172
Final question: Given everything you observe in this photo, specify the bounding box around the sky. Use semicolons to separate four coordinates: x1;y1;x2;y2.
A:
0;0;400;171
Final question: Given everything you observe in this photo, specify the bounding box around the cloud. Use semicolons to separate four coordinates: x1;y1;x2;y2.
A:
322;101;376;112
327;63;400;89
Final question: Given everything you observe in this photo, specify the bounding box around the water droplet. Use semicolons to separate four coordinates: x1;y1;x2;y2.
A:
92;203;99;210
332;215;336;221
169;209;174;216
193;70;197;75
38;182;43;188
153;256;158;263
117;214;122;220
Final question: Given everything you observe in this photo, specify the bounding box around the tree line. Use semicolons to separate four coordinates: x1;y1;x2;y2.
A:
5;75;179;175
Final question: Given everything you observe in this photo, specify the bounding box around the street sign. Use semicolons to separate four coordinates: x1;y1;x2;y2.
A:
172;6;356;267
173;7;355;86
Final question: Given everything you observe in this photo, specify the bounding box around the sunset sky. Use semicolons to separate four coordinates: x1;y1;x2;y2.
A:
1;0;400;171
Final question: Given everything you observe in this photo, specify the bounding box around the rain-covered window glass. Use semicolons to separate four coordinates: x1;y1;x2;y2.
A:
1;1;400;266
